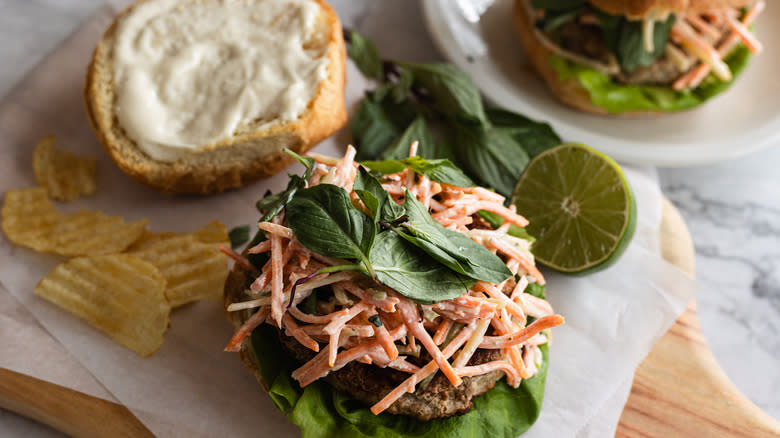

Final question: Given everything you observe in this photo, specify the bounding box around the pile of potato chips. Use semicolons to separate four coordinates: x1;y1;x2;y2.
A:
1;137;231;356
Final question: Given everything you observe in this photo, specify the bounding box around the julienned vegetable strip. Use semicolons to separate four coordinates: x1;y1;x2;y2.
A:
226;145;564;415
479;315;565;349
224;307;269;352
673;1;764;90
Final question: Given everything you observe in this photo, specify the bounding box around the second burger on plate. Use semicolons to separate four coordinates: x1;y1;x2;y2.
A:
513;0;765;115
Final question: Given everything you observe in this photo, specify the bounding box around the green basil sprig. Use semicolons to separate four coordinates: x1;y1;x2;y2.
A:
362;156;474;188
285;167;512;303
345;30;383;79
397;191;512;284
346;30;561;197
378;116;436;160
369;231;475;304
352;166;405;223
287;184;377;277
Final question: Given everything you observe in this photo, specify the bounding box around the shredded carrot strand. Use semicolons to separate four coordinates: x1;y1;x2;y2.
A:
480;315;565;349
224;307;269;352
218;244;258;273
432;319;453;345
398;298;462;387
283;313;320;352
258;221;294;240
269;216;285;327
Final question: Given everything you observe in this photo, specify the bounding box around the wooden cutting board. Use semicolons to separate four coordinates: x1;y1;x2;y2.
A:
0;199;777;437
616;199;780;438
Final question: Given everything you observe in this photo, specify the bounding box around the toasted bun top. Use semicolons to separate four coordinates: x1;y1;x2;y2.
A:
587;0;753;19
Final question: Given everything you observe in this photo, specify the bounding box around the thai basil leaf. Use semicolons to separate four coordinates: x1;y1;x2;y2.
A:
255;149;315;218
396;62;487;124
486;109;561;159
451;123;530;197
392;67;415;103
286;184;376;263
256;192;282;215
375;67;415;104
346;30;383;79
352;93;417;161
284;148;315;175
255;175;305;219
369;231;474;304
360;159;407;175
379;116;436;160
353;166;404;222
477;210;536;244
404;156;474;187
354;189;380;223
351;98;402;160
597;12;676;72
228;225;250;249
400;192;512;284
361;157;474;188
434;139;461;166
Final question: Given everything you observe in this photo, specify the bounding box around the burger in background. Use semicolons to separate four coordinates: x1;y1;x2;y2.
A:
513;0;765;114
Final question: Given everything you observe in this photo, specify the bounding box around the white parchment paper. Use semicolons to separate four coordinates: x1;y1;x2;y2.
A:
0;4;696;437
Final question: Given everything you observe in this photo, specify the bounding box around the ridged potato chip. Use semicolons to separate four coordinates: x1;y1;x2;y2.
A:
191;221;229;245
35;254;170;357
33;136;97;202
2;187;147;255
51;210;148;257
126;221;229;252
128;235;229;307
1;187;61;251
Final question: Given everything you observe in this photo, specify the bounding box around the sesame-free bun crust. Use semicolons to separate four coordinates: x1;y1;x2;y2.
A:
85;0;347;194
588;0;753;20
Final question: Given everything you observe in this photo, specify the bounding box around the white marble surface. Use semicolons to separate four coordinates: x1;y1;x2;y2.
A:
0;0;777;435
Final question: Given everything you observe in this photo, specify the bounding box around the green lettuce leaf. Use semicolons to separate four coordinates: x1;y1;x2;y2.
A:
250;324;549;438
548;45;752;113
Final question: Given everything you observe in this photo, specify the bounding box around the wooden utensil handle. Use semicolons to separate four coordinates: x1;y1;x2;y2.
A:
0;367;153;438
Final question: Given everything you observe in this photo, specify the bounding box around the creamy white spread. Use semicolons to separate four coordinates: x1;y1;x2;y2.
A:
112;0;329;161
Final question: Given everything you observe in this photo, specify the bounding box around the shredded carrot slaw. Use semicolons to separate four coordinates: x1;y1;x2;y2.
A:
226;145;564;415
668;1;765;90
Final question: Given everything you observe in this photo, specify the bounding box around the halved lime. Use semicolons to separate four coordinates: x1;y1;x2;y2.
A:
511;143;636;274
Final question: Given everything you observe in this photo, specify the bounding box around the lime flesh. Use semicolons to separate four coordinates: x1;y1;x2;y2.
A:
511;143;636;274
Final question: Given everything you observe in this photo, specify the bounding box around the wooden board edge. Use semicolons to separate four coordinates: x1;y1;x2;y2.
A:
616;198;780;437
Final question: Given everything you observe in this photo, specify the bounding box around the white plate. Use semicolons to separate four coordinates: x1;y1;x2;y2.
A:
422;0;780;166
